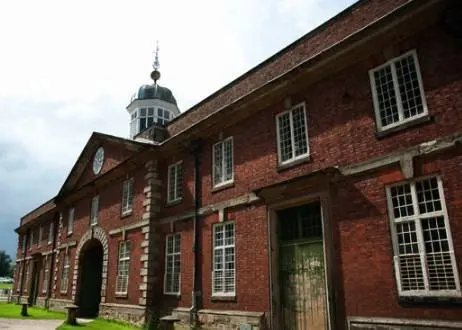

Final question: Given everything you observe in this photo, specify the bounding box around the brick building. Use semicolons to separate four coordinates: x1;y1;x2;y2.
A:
12;0;462;329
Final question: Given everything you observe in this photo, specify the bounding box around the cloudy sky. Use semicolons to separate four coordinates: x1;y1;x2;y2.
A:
0;0;355;258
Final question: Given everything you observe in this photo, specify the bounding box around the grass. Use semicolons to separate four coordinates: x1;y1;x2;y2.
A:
0;283;12;289
57;318;143;330
0;303;66;320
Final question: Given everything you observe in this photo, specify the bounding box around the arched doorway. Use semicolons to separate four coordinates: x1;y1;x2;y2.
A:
76;239;103;317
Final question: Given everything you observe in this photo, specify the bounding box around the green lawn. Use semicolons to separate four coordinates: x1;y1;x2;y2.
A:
57;318;143;330
0;303;65;320
0;283;12;289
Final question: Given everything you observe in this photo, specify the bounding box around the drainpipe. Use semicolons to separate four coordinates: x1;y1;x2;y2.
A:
45;212;59;309
189;139;202;328
18;229;29;304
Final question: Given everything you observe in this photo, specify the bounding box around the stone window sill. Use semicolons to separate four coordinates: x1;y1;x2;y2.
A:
211;295;236;302
166;199;182;207
164;293;181;299
115;293;128;299
375;115;434;139
398;295;462;306
212;182;234;193
120;211;133;219
277;155;311;173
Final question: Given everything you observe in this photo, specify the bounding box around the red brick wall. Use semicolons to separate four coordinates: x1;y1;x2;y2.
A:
335;149;462;321
157;204;270;313
54;162;147;304
154;21;462;321
106;229;144;305
76;141;135;190
167;0;409;137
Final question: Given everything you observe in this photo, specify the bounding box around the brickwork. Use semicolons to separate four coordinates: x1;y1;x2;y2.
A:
12;1;462;329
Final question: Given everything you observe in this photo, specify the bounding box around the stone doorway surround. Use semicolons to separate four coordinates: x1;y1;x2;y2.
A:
71;226;109;303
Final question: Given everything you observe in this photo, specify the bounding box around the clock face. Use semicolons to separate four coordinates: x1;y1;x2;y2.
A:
93;147;104;175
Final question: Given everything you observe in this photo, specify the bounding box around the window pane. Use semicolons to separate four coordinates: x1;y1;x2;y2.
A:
168;166;176;201
213;143;223;185
292;106;308;157
176;163;183;200
416;177;442;214
213;223;235;295
224;139;233;181
278;113;292;162
421;217;456;290
373;65;399;127
398;255;425;291
390;184;414;219
395;55;424;119
396;222;419;255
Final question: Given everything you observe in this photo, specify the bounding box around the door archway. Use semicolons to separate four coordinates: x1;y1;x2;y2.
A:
76;239;103;317
73;226;109;318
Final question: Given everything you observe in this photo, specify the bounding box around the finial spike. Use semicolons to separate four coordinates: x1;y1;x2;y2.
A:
153;41;160;71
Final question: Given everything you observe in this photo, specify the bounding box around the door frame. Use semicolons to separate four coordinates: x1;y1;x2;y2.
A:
28;257;41;306
268;192;335;330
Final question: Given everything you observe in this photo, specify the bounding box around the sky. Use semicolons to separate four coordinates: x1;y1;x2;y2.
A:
0;0;355;259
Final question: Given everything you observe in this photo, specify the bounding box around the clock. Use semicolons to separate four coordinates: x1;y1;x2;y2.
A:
93;147;104;175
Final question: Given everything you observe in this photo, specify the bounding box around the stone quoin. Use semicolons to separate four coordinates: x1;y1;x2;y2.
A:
12;0;462;329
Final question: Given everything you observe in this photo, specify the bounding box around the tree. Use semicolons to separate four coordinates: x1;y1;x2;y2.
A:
0;250;12;277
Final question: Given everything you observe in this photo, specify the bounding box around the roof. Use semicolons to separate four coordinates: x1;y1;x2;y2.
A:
19;198;56;229
166;0;409;137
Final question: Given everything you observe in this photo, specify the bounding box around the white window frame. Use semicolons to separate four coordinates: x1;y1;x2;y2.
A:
29;230;33;250
121;177;134;216
167;161;183;204
48;222;54;245
42;256;49;294
116;241;130;295
25;261;30;292
67;208;74;235
90;195;99;226
164;233;181;295
60;253;70;293
212;137;234;188
38;226;43;247
386;176;461;297
22;235;26;251
276;102;310;165
16;262;22;292
212;222;236;297
369;50;428;132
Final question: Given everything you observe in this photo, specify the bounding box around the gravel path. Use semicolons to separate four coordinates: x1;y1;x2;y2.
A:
0;319;63;330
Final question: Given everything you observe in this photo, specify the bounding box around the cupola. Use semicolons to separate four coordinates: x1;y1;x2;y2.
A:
127;44;180;139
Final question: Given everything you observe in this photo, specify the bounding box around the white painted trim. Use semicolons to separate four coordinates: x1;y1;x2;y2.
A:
163;233;181;295
385;176;461;297
90;195;99;226
67;208;74;235
121;177;134;216
211;221;236;296
212;136;234;188
167;161;183;204
275;102;310;166
369;49;428;132
109;220;149;236
115;241;130;296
